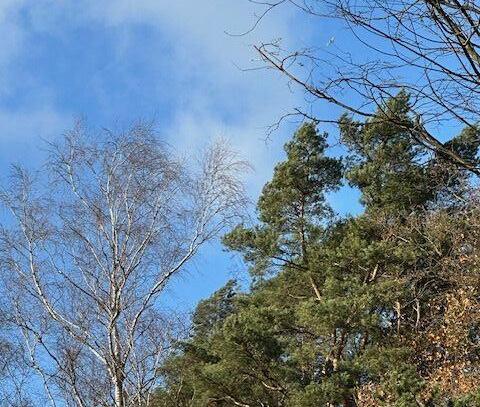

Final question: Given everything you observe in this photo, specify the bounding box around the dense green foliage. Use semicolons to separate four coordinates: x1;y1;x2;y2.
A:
154;94;480;406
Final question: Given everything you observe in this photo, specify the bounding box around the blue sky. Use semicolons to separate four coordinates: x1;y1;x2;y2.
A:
0;1;362;311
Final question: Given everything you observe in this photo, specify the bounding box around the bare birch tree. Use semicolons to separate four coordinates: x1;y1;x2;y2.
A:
0;307;32;407
0;122;248;407
249;0;480;174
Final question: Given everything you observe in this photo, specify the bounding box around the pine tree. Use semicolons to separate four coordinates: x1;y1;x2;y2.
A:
154;96;480;407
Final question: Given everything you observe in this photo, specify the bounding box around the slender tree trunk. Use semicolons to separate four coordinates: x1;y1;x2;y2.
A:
112;344;125;407
114;375;125;407
111;307;125;407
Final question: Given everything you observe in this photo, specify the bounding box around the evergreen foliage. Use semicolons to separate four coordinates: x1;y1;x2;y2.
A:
154;94;480;406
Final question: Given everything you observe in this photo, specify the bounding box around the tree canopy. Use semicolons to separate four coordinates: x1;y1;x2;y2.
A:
154;94;480;407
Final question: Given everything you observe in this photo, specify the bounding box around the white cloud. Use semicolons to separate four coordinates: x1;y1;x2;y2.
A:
0;1;28;96
0;0;71;163
80;0;305;191
0;106;67;140
0;0;308;191
0;105;69;172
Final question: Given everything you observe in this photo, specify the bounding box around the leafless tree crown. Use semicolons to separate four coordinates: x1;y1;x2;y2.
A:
0;122;249;407
252;0;480;173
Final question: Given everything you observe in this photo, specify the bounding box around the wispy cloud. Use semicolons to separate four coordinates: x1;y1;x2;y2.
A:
0;1;308;189
81;0;307;192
